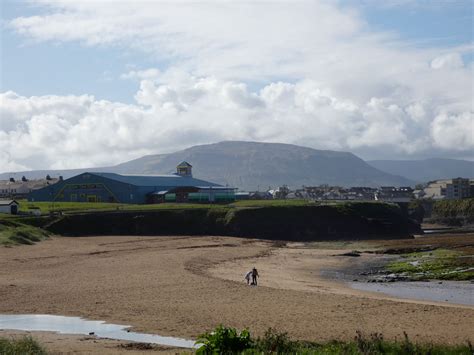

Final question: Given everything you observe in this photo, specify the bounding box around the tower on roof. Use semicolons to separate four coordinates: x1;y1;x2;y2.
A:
176;161;192;177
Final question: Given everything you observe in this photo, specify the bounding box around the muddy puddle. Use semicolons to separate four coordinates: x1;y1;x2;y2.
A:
0;314;197;348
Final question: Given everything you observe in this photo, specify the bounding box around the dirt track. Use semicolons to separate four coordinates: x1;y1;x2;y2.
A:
1;235;473;353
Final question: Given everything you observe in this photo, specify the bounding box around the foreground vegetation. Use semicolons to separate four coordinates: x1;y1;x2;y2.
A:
3;328;472;355
0;219;50;246
387;248;474;281
196;326;473;354
0;336;47;355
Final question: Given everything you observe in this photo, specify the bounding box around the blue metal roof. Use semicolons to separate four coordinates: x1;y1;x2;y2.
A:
90;172;221;187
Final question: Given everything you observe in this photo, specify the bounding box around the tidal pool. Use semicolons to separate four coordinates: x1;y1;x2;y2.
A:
0;314;197;349
350;281;474;306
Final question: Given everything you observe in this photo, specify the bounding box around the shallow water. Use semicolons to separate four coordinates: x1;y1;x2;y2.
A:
0;314;197;348
321;254;474;306
350;281;474;306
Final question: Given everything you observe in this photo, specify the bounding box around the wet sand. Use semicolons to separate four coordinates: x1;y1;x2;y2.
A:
1;235;473;353
0;330;182;354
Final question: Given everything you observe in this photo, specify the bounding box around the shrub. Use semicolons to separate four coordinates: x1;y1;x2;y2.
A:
196;325;253;354
0;336;48;355
254;328;298;354
195;326;473;354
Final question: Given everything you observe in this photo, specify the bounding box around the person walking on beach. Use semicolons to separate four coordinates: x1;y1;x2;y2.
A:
251;267;259;286
244;270;252;285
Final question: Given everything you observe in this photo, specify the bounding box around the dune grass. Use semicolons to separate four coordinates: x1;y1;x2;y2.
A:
0;220;51;246
0;336;47;355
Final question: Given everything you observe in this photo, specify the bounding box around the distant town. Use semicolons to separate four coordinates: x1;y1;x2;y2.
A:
0;160;472;214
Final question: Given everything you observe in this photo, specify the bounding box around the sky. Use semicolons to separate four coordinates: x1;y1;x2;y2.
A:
0;0;473;172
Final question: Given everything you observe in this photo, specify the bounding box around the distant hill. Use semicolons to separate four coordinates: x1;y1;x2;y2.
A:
368;158;474;183
110;141;413;189
0;141;413;190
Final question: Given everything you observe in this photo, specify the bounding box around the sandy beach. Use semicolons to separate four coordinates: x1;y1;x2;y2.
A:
1;235;473;353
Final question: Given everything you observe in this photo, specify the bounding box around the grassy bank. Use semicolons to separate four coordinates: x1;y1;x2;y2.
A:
0;336;47;355
387;248;474;281
195;326;472;354
16;199;376;215
18;200;219;214
0;219;51;246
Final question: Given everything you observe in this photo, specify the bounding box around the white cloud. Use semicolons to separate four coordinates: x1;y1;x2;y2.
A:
405;102;426;122
431;53;464;70
1;74;473;171
1;0;473;171
120;68;161;80
431;112;474;150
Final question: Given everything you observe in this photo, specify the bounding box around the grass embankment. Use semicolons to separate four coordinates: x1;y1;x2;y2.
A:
387;249;474;281
0;219;50;246
16;198;358;215
0;336;47;355
18;200;219;214
196;326;472;355
427;198;474;226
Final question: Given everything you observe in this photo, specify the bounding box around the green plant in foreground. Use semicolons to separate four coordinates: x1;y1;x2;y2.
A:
0;336;47;355
253;328;299;354
196;325;253;354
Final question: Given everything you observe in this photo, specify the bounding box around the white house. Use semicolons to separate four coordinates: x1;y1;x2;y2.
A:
0;200;20;214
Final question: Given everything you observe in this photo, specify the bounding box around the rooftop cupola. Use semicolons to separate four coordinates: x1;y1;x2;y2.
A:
176;161;192;177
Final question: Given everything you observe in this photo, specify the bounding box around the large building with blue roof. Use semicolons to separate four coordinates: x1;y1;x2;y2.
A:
28;162;235;204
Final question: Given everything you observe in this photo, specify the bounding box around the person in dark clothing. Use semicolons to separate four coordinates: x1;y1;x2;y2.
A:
251;267;259;286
